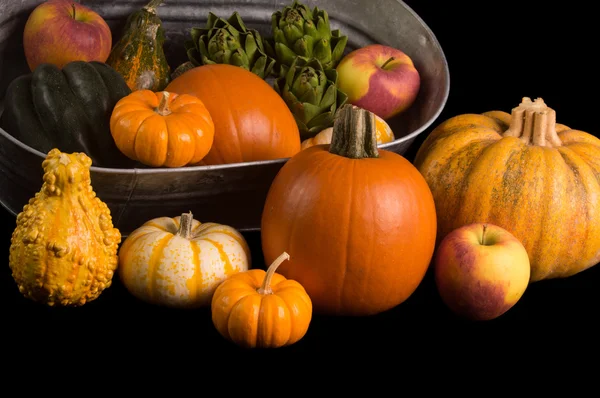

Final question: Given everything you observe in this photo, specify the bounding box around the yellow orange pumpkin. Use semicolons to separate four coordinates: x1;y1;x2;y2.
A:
165;64;301;165
414;97;600;281
118;212;250;308
211;252;312;349
110;90;214;168
301;113;394;150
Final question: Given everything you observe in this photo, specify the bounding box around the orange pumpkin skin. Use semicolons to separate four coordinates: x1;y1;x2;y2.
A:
211;252;312;349
110;90;214;167
414;97;600;282
261;105;437;316
165;64;301;165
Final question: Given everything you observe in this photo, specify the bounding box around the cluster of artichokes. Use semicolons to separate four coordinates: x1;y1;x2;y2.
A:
181;0;349;139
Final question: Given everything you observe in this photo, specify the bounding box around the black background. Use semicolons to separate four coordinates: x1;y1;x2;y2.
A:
2;0;599;365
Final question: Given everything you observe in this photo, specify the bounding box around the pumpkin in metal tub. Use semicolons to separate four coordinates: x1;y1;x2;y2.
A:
165;64;302;165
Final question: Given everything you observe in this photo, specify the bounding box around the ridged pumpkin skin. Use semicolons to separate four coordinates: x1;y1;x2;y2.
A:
106;0;170;91
9;149;121;307
211;252;312;349
261;105;437;316
118;212;251;308
165;64;301;165
414;97;600;282
110;90;215;167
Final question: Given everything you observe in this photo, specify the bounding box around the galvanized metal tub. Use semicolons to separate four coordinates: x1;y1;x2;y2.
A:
0;0;450;236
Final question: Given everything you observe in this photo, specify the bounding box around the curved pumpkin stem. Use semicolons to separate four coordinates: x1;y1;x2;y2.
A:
176;212;194;240
257;252;290;295
503;97;562;147
329;104;379;159
156;92;172;116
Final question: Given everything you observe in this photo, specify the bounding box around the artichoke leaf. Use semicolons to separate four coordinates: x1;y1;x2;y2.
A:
186;11;275;78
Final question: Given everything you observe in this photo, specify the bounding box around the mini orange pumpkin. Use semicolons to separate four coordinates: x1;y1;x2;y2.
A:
211;252;312;349
110;90;214;167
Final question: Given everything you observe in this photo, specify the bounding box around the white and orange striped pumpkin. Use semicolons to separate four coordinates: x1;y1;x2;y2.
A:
118;212;251;308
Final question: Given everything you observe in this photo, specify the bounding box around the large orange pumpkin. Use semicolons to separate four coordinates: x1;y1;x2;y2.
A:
165;64;301;165
261;104;437;316
414;97;600;282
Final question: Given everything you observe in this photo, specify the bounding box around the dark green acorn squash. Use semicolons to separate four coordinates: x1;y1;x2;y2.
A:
106;0;170;91
0;61;137;168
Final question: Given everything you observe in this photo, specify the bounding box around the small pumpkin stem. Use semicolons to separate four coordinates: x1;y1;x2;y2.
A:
257;252;290;295
176;212;194;240
329;104;379;159
503;97;562;147
156;92;172;116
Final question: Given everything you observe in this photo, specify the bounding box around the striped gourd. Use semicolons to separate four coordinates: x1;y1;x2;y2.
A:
106;0;170;91
118;212;251;308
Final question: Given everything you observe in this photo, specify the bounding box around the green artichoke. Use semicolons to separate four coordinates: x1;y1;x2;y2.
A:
275;57;348;140
266;0;348;76
185;12;276;79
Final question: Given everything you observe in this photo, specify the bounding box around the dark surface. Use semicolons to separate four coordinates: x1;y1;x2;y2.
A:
2;0;599;364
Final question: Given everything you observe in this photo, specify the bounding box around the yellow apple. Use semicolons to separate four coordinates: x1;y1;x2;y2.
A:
434;223;531;321
335;44;420;120
23;0;112;71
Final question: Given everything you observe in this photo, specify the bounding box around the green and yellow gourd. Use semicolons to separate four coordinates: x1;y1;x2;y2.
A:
106;0;170;91
9;149;121;307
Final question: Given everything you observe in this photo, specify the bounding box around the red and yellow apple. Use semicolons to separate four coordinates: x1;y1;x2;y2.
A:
23;0;112;71
335;44;420;120
434;223;531;321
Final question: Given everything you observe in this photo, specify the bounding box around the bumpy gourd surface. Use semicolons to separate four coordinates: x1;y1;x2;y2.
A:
9;149;121;306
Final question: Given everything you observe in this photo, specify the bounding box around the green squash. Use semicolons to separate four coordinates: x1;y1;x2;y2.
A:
0;61;137;168
106;0;171;91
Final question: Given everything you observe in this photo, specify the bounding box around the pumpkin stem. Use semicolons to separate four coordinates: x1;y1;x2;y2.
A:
176;212;194;240
257;252;290;295
156;92;172;116
329;104;379;159
503;97;562;147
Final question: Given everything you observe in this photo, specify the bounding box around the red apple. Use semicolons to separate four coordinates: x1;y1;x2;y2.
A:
23;0;112;71
434;223;531;321
335;44;420;120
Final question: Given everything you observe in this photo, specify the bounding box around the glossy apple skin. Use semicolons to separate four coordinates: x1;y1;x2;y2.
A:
434;223;531;321
335;44;420;120
23;0;112;71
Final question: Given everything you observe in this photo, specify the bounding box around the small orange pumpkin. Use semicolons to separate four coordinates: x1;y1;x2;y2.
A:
110;90;214;167
211;252;312;349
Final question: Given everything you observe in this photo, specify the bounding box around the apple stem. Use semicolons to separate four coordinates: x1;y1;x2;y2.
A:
71;3;76;20
257;252;290;295
329;104;379;159
503;97;562;147
481;224;488;245
156;92;172;116
381;57;395;69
